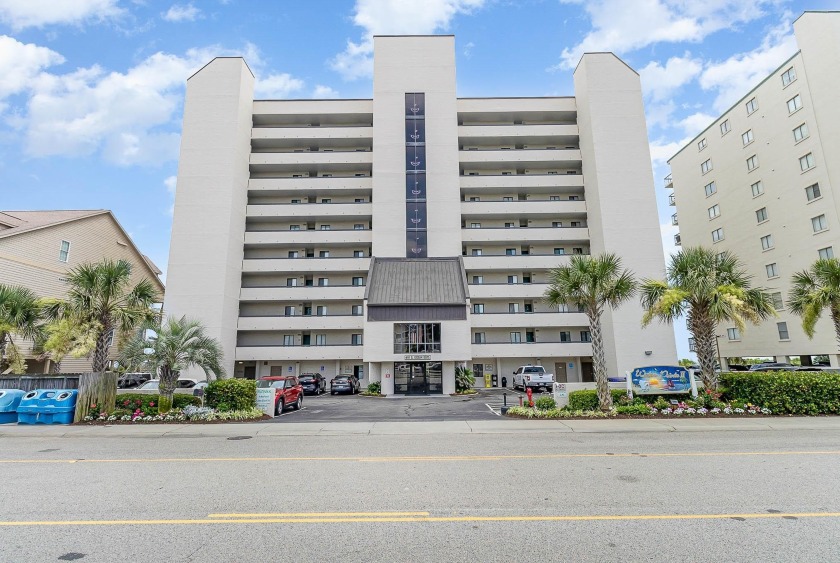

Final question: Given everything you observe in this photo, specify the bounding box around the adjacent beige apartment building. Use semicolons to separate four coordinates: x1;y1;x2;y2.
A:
668;12;840;367
165;35;676;394
0;210;165;373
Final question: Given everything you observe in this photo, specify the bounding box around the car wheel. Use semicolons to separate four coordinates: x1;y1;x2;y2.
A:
275;400;285;416
295;396;302;410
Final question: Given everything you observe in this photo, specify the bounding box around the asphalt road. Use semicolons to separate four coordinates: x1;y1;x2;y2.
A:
1;425;839;562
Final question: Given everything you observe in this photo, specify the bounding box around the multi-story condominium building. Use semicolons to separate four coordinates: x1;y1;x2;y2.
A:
668;12;840;367
165;35;676;394
0;209;165;373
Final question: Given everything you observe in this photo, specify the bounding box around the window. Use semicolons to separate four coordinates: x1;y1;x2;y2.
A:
550;196;560;201
800;153;815;171
572;247;583;255
502;196;513;202
318;278;328;286
580;331;591;342
355;198;365;203
286;278;298;287
353;250;365;257
352;277;364;286
559;331;571;342
698;138;707;151
472;303;484;314
708;204;720;219
508;303;519;313
57;240;70;262
505;248;517;256
321;198;331;204
755;207;768;223
554;248;565;255
394;323;441;353
284;306;295;316
781;67;796;86
507;275;518;284
688;337;696;352
320;224;331;230
720;120;731;135
804;184;821;203
315;334;327;346
316;306;327;316
505;222;515;228
289;225;300;231
569;195;580;201
700;159;713;174
474;332;486;344
104;329;115;348
793;123;809;142
291;199;300;204
760;234;774;250
351;305;363;316
711;228;724;242
570;221;581;227
510;332;522;343
283;335;295;346
469;196;480;201
470;223;481;229
727;328;741;341
766;263;779;278
704;181;717;197
742;130;753;146
471;249;482;256
746;97;758;114
819;247;834;260
777;322;790;341
751;181;764;197
771;292;784;310
319;250;330;257
354;224;365;230
746;155;758;171
472;275;484;284
812;214;828;233
787;94;802;114
351;334;363;346
288;251;299;258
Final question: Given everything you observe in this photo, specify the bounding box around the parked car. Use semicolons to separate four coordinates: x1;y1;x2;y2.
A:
135;378;203;390
299;373;327;395
512;365;554;391
748;362;793;371
258;376;303;415
117;372;151;389
330;375;360;395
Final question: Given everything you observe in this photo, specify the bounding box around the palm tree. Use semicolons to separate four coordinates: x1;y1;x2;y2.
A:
0;284;43;373
544;253;637;410
640;247;774;391
45;259;160;372
788;258;840;347
120;316;225;413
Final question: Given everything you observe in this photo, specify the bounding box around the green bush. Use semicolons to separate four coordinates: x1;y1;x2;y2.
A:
568;389;628;410
534;396;556;410
366;381;382;394
455;366;475;392
615;404;653;415
205;379;257;412
114;393;201;415
720;371;840;415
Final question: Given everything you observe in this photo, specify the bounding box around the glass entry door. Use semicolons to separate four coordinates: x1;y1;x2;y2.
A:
394;362;443;395
408;363;426;395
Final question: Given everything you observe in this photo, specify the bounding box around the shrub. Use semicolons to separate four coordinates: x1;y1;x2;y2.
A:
568;389;628;410
720;371;840;415
534;396;556;410
455;366;475;392
205;379;257;412
367;381;381;394
114;393;200;416
615;404;653;415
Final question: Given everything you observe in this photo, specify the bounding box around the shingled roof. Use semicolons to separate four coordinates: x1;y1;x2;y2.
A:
366;257;469;306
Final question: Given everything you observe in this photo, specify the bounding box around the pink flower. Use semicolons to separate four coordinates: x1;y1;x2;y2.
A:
149;402;155;407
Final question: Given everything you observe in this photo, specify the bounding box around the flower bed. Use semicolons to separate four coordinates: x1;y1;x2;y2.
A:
506;403;771;419
82;405;268;424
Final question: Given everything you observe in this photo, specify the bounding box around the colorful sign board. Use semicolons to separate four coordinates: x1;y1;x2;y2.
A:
626;365;697;396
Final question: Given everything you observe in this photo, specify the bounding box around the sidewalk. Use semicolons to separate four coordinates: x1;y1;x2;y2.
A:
2;417;839;438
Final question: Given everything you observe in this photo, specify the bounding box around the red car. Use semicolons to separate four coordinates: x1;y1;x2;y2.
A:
258;376;304;416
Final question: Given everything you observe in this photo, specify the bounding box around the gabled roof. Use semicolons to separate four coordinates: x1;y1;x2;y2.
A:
366;257;469;306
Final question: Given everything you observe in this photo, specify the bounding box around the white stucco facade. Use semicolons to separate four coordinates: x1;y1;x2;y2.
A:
164;36;676;391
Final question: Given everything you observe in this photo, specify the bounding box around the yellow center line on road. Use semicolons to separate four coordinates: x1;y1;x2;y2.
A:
207;512;431;518
1;450;840;464
0;512;838;527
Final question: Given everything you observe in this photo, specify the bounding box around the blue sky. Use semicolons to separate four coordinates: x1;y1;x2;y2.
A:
0;0;826;358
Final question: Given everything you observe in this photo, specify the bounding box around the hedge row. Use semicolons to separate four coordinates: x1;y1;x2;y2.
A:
115;393;201;415
205;379;257;411
568;389;692;410
721;371;840;415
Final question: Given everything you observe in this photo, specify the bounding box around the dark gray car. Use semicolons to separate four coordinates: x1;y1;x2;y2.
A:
330;375;360;395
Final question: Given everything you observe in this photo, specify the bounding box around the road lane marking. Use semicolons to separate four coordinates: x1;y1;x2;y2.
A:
207;512;431;518
1;512;838;527
2;450;840;464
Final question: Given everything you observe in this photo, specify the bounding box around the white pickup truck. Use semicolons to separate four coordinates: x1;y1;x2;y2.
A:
512;365;554;391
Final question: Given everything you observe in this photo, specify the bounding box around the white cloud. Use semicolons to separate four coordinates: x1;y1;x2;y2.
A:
254;73;304;99
648;136;691;168
0;35;65;99
699;18;798;112
0;0;123;30
463;41;475;58
555;0;781;69
330;0;486;80
162;3;202;22
164;175;177;215
678;112;716;136
639;54;702;102
311;85;339;99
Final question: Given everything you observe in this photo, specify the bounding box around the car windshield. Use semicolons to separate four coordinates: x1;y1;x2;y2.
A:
335;376;350;381
523;367;544;373
257;380;285;388
300;377;314;382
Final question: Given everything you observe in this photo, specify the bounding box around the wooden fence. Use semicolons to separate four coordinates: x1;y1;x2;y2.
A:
0;374;83;391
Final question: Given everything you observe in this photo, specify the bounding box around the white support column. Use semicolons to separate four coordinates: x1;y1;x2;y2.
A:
380;363;394;395
335;359;341;378
775;355;790;364
830;355;840;368
442;361;456;395
368;362;381;383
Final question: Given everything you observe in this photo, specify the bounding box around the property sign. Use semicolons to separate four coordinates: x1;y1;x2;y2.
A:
404;354;431;361
627;365;697;396
256;388;275;417
552;382;569;408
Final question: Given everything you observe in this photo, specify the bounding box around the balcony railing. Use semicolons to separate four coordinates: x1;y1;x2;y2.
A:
674;233;682;246
664;174;673;189
671;213;678;226
668;193;676;206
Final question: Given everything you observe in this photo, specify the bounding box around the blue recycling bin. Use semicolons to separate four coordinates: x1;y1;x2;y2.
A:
44;390;78;424
0;390;26;424
17;389;78;424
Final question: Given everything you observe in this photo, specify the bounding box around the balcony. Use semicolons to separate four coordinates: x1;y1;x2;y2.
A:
674;233;682;246
664;174;673;190
238;315;364;331
668;193;676;206
240;286;366;302
462;254;576;271
251;126;372;151
248;176;372;196
247;202;372;220
242;257;371;273
236;344;363;362
459;149;581;171
461;226;588;243
250;151;372;174
460;200;586;219
471;341;592;358
459;173;584;192
671;213;678;226
458;123;578;144
470;311;588;328
468;283;549;299
244;229;373;247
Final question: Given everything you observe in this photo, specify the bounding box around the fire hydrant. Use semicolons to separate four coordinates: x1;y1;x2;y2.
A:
526;387;533;407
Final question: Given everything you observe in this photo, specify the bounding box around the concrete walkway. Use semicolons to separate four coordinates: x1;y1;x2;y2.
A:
2;416;839;438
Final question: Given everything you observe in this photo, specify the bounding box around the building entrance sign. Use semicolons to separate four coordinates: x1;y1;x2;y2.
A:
626;365;698;397
405;354;431;361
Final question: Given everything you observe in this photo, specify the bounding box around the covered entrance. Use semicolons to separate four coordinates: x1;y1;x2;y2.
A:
394;362;443;395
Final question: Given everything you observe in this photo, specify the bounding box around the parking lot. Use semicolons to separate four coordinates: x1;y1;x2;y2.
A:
273;388;530;422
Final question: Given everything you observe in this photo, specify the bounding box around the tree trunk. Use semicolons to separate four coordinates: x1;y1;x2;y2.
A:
831;306;840;352
588;308;612;411
690;312;718;391
91;327;111;373
158;365;177;414
74;371;117;422
0;333;7;373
